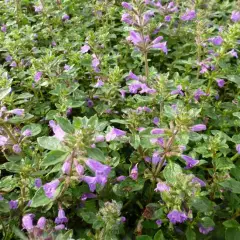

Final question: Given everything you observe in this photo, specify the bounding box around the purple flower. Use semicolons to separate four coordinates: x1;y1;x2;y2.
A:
121;13;133;25
167;210;187;224
0;195;4;200
139;84;156;94
43;179;60;198
86;159;111;176
9;200;18;209
181;9;196;21
151;128;165;134
130;164;138;180
81;193;97;201
10;61;17;67
37;217;46;230
95;135;105;142
87;99;94;108
128;31;145;45
0;135;8;146
74;161;84;176
1;24;7;32
122;2;132;10
116;175;126;182
34;178;42;188
66;108;72;117
192;177;206;187
208;36;223;46
34;5;43;12
9;108;24;116
5;55;12;62
22;214;34;231
228;49;238;58
181;155;199;169
12;144;21;154
92;54;100;72
153;117;159;125
82;176;98;192
155;182;170;192
22;129;32;137
194;89;206;101
165;15;172;22
49;120;66;141
34;71;42;82
62;161;71;175
121;216;126;223
55;224;65;230
236;144;240;154
129;81;143;94
94;79;104;88
151;41;168;54
231;11;240;22
64;64;71;71
81;45;90;53
150;138;164;147
171;85;184;96
190;124;206;132
143;11;154;24
199;225;214;235
106;127;126;141
216;79;225;88
156;219;162;226
120;89;126;98
126;71;140;81
62;14;70;21
52;41;57;47
55;209;68;224
152;151;161;165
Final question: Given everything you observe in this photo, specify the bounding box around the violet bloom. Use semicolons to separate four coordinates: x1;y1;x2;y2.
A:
55;224;65;230
66;108;72;117
129;81;143;94
1;24;7;32
199;225;214;235
194;89;206;101
165;15;171;22
82;176;98;192
236;144;240;154
62;161;71;175
231;11;240;22
5;55;12;62
22;129;32;137
121;216;126;223
121;13;133;25
12;144;21;154
9;200;18;209
87;99;94;108
150;137;164;147
128;31;145;45
94;79;104;88
130;164;138;180
153;117;159;126
116;175;126;182
92;54;100;72
34;5;43;12
167;210;187;224
0;195;4;200
81;45;90;53
10;61;17;67
190;124;206;132
95;135;105;142
216;79;225;88
0;135;8;146
143;11;154;24
74;160;84;176
152;151;161;165
34;71;42;82
171;85;184;96
62;14;70;21
9;109;24;116
181;155;199;169
49;120;65;141
86;159;111;176
106;127;126;141
52;41;57;47
155;182;170;192
181;9;196;21
228;49;238;58
35;178;42;188
192;177;206;187
43;179;60;198
156;219;162;227
37;217;46;230
208;36;223;46
81;193;97;201
151;128;165;134
151;37;168;54
122;2;133;10
126;71;140;81
22;214;34;232
120;89;126;98
64;64;71;71
55;209;68;224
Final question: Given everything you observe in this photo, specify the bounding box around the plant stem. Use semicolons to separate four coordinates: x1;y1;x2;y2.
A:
144;51;149;81
1;123;18;144
231;153;239;161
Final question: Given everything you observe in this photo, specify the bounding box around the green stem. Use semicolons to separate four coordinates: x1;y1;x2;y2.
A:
231;153;239;162
144;51;149;81
1;123;18;144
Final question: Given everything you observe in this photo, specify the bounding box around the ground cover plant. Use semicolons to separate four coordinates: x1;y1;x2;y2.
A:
0;0;240;239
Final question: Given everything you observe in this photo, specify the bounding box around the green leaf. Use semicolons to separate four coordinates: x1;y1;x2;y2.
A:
130;134;141;149
219;179;240;194
0;200;10;213
154;230;165;240
37;136;64;151
223;220;240;228
7;113;34;124
225;228;240;240
200;217;215;228
12;226;28;240
163;162;182;184
214;158;235;171
56;230;73;240
233;112;240;119
0;176;18;191
55;116;75;134
42;150;69;167
191;197;214;213
87;148;105;162
186;226;196;240
31;188;52;207
0;87;11;100
78;209;96;224
227;75;240;87
16;93;33;99
21;124;42;137
136;236;152;240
